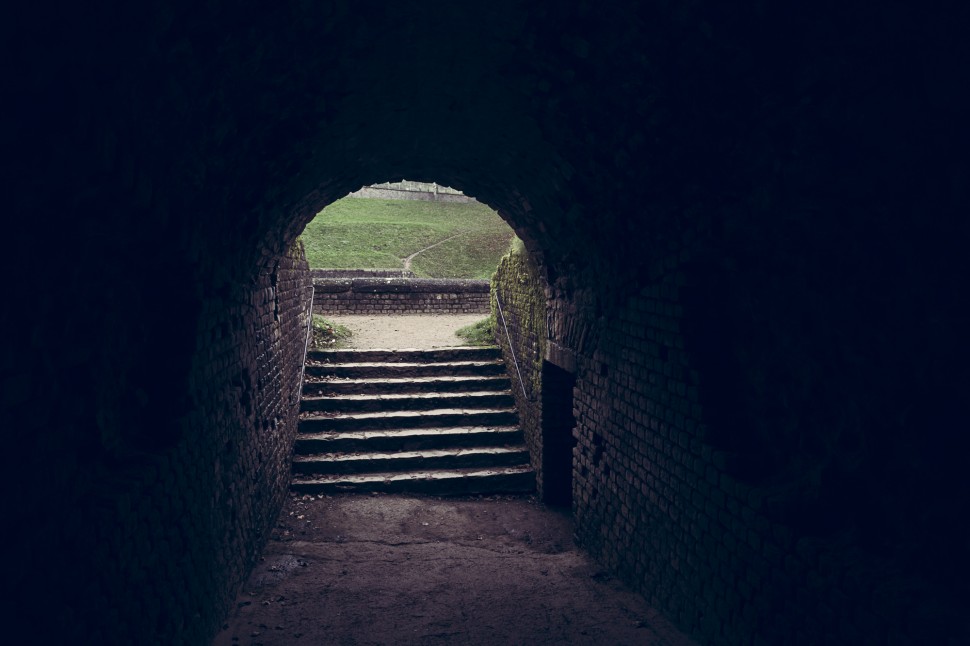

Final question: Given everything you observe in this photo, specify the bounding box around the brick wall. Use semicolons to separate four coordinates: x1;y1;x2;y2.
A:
311;268;414;279
491;240;546;496
9;240;312;644
313;277;489;315
178;240;312;641
497;233;968;643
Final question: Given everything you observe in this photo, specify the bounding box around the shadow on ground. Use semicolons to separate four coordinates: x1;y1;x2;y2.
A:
214;494;696;645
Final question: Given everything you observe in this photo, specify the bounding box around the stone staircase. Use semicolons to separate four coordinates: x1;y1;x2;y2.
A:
291;346;535;495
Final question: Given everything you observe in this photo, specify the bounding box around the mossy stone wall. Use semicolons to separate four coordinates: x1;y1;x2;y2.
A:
491;240;548;497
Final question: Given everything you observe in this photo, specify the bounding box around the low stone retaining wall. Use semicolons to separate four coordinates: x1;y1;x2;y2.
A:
311;268;414;279
313;277;490;315
348;186;475;203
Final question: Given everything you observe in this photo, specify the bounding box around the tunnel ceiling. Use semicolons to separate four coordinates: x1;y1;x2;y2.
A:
10;0;860;289
7;0;966;436
9;0;965;396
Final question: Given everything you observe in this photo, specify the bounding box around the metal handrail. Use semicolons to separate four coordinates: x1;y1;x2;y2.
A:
298;281;314;392
494;291;530;401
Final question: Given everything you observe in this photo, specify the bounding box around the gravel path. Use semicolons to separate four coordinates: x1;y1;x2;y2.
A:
328;314;487;349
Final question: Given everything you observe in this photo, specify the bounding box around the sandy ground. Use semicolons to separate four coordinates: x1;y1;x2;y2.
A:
326;314;486;350
214;494;696;646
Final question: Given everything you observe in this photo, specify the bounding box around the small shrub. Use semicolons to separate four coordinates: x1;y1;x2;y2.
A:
310;315;352;348
455;315;496;346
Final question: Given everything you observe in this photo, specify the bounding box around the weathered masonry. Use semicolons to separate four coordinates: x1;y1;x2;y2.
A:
350;180;474;203
6;1;969;644
313;276;490;315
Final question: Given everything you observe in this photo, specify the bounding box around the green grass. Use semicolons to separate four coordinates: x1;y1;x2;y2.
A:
455;315;497;346
310;315;353;349
300;197;515;279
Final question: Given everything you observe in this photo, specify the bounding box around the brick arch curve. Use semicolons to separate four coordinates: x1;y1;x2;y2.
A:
6;0;970;643
260;167;557;285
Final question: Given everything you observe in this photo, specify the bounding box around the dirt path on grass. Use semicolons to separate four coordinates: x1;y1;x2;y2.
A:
213;493;696;646
402;232;466;272
326;314;485;349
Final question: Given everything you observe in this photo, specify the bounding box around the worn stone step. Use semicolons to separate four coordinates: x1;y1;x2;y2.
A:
293;426;525;454
293;344;529;496
290;465;536;495
292;446;530;475
301;391;514;413
307;346;501;364
304;360;507;379
299;408;518;432
302;375;512;396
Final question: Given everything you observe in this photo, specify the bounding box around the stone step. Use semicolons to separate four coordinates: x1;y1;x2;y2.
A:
304;360;507;379
292;446;530;475
293;345;529;496
299;408;518;432
290;465;536;495
302;375;512;396
307;346;501;364
293;425;525;454
300;391;514;413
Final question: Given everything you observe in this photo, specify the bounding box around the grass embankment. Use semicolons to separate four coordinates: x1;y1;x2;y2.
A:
301;197;515;279
456;315;497;346
310;315;352;349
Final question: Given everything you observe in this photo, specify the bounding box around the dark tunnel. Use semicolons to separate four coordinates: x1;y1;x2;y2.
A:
4;1;970;643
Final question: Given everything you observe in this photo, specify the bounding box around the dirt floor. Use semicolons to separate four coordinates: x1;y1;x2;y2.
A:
214;493;696;646
324;314;485;350
214;314;695;645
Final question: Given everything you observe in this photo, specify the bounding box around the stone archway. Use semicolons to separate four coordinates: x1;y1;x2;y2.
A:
6;1;969;643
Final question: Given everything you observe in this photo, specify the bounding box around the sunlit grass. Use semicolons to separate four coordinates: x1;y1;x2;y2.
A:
455;315;497;346
310;315;353;349
301;196;515;279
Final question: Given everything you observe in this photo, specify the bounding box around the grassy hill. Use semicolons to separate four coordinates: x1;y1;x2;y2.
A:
300;196;515;279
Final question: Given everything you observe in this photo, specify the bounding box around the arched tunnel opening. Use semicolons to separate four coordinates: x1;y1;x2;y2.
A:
5;1;970;643
301;181;515;279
